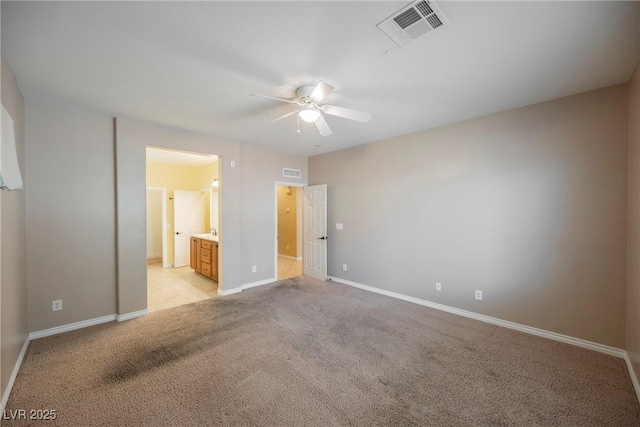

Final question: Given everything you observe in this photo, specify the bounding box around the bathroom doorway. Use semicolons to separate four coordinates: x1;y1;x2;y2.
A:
145;146;220;312
276;183;303;280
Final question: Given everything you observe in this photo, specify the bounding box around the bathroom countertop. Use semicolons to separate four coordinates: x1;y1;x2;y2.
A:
191;234;218;242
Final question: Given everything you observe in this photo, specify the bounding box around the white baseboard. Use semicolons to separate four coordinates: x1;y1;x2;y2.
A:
218;287;242;296
1;336;30;414
328;276;625;358
623;352;640;404
4;309;144;409
218;277;277;296
29;314;116;340
330;277;640;405
117;309;148;322
242;277;276;290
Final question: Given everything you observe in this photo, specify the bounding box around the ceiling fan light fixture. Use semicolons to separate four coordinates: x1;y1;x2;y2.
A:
299;106;321;123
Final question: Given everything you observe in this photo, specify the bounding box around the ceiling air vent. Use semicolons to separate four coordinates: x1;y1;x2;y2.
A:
283;168;302;179
377;0;448;47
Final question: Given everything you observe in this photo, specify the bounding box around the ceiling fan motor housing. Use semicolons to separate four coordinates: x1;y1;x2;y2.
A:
296;85;316;104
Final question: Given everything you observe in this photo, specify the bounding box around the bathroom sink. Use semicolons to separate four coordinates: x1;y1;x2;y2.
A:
191;233;218;242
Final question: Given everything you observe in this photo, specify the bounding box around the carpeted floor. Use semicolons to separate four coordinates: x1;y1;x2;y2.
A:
5;276;639;426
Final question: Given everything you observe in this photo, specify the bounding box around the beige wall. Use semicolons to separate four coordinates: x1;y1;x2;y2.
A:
21;109;306;329
240;144;307;285
627;62;640;385
146;161;217;265
1;60;28;408
277;185;297;258
115;117;243;313
25;102;117;332
21;110;307;328
310;84;629;348
198;161;219;234
147;162;208;191
146;189;162;259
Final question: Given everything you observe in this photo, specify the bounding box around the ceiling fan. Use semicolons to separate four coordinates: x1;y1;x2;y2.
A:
250;81;371;136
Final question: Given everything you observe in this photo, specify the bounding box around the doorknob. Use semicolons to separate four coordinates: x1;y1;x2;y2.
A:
317;236;327;240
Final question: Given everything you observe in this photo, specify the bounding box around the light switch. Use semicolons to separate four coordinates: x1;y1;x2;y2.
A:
230;160;236;167
336;223;343;230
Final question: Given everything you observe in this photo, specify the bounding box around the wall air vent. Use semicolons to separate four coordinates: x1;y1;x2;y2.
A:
377;0;448;47
283;168;302;179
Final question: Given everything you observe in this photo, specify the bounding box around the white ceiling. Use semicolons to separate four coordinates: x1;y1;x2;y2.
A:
2;1;639;157
146;146;218;166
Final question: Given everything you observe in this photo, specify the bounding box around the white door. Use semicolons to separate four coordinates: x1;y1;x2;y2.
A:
303;184;327;280
174;190;204;267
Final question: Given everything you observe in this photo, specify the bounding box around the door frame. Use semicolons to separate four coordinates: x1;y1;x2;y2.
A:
274;182;306;279
208;187;219;234
146;187;168;268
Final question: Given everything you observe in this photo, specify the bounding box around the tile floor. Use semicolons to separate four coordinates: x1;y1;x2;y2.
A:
278;256;303;280
147;256;303;312
147;259;218;313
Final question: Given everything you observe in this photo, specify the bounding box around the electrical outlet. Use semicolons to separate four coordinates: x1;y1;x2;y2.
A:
52;299;62;311
475;290;483;301
436;282;442;291
252;265;257;273
343;264;347;271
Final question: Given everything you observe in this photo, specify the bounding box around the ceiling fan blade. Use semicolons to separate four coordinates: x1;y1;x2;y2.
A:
270;110;297;123
321;104;371;123
314;114;333;136
250;93;300;105
310;81;335;103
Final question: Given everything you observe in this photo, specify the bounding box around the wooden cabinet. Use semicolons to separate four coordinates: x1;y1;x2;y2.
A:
211;242;218;281
190;236;218;282
190;237;199;271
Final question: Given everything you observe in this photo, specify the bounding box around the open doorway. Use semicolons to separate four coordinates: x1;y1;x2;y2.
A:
276;184;303;280
145;146;220;312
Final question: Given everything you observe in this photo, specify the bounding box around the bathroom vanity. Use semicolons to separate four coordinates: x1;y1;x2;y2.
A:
190;235;218;282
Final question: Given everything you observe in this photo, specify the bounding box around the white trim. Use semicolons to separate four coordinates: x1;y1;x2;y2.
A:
623;352;640;403
29;314;116;340
218;278;276;296
161;187;168;268
242;278;276;290
329;276;626;358
146;187;168;268
218;287;242;296
1;336;30;414
116;309;148;322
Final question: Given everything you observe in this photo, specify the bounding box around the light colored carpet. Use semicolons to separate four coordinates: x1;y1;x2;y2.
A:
5;276;639;426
